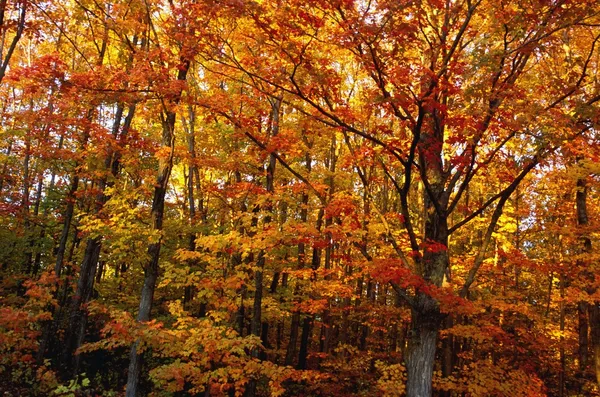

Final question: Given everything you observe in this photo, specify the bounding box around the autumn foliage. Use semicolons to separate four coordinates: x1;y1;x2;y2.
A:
0;0;600;396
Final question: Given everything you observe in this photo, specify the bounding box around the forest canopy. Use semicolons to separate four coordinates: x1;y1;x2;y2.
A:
0;0;600;396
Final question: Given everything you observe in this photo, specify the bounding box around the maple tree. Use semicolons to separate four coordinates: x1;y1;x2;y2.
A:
0;0;599;396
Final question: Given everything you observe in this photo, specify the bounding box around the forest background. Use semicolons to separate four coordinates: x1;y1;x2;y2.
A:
1;0;600;396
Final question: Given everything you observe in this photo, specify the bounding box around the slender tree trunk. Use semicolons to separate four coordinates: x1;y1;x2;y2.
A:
62;31;136;363
319;135;337;358
64;238;101;373
0;0;26;84
590;302;600;387
353;276;363;346
579;302;589;373
30;171;46;276
576;174;590;376
259;271;280;360
55;174;79;277
298;316;312;370
298;204;324;369
285;153;311;366
246;97;281;397
233;170;248;336
359;280;373;351
559;272;566;397
34;135;62;362
441;314;454;397
183;104;198;309
55;106;96;278
21;131;32;273
126;61;189;397
285;312;300;366
64;102;136;374
339;263;351;349
250;255;265;340
0;140;12;194
576;166;599;387
27;94;58;276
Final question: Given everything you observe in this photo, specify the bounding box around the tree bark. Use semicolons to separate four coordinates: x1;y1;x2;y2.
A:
245;96;281;397
21;130;31;273
285;153;311;366
441;314;454;397
405;300;440;397
298;206;324;369
559;272;566;397
64;237;101;373
0;0;26;84
579;301;589;373
126;61;189;397
64;102;136;374
576;165;599;387
54;174;79;277
590;302;600;387
404;114;449;396
0;139;12;195
183;104;199;310
298;316;312;370
576;174;590;375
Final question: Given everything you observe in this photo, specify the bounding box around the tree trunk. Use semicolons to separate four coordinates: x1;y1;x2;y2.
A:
576;168;593;383
0;140;13;193
31;172;47;276
559;272;566;397
405;293;442;397
298;316;312;370
62;34;136;363
126;249;160;396
55;106;96;278
579;301;589;373
183;104;198;310
246;97;281;397
64;101;136;373
590;302;600;387
404;184;448;396
47;115;93;367
126;61;189;397
285;154;311;366
0;0;26;84
441;314;454;397
63;237;101;373
285;312;300;366
54;175;79;276
250;257;264;341
21;131;32;273
575;164;599;387
297;206;323;369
